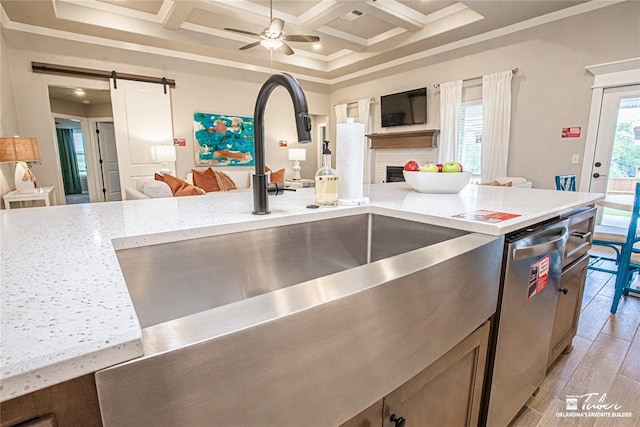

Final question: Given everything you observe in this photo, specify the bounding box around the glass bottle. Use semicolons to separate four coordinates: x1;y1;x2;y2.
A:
315;141;338;207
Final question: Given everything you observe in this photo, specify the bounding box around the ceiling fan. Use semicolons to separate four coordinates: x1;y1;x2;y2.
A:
223;0;319;56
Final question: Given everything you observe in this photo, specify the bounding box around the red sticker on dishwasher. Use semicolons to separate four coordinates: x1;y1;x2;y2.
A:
527;254;550;300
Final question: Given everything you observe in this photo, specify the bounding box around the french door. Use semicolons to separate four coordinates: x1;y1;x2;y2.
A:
586;84;640;195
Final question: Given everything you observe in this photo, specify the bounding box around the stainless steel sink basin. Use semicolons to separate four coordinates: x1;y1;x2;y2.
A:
98;213;504;427
116;213;467;328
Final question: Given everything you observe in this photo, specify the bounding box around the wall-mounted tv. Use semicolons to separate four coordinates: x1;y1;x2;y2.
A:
380;88;427;128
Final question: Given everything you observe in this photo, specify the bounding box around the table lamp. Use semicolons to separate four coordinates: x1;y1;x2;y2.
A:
150;145;176;175
288;148;306;181
0;136;41;193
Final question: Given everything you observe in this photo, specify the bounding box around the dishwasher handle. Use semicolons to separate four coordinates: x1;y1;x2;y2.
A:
513;226;568;260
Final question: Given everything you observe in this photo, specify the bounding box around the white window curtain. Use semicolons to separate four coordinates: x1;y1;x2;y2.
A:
335;104;348;124
481;71;512;182
356;99;370;131
438;80;463;164
356;98;372;186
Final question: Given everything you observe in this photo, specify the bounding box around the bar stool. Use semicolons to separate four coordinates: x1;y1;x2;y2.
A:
555;174;576;191
610;182;640;314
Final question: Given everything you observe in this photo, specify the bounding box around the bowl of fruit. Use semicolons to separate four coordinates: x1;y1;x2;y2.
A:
402;160;471;193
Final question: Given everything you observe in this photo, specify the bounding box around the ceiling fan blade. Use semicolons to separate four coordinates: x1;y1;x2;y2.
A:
283;35;320;43
224;28;261;37
278;42;294;56
268;18;284;36
239;41;262;51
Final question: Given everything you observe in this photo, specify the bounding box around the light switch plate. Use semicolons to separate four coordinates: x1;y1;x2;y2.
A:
571;154;580;164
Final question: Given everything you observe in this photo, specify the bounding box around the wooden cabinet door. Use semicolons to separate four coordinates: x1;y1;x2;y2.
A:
381;321;490;427
548;254;589;368
0;374;102;427
340;399;383;427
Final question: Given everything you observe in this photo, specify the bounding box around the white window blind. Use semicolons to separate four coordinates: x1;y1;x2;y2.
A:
457;101;483;177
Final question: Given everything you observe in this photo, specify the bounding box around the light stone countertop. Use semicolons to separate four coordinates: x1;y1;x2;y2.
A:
0;183;603;401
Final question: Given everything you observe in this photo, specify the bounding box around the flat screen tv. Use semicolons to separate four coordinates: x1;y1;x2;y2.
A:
380;88;427;128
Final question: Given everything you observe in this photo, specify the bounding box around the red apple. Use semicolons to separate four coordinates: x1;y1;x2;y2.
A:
436;164;443;172
404;160;420;171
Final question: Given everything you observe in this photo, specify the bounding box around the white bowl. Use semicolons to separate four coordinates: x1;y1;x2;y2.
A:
403;170;471;193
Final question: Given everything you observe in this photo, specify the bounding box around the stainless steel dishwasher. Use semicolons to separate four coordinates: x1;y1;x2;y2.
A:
485;219;569;426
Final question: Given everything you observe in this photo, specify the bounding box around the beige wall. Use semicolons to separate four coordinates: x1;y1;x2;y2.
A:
2;32;330;203
331;1;640;189
0;28;19;199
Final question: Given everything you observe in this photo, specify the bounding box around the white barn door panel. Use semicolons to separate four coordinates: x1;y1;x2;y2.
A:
110;79;174;196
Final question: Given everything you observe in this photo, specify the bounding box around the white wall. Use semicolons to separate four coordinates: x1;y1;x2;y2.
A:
331;1;640;189
3;31;330;203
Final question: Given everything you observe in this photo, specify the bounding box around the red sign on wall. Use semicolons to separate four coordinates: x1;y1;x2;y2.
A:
562;127;581;138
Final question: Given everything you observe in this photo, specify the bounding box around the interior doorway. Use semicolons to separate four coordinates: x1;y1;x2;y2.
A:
54;117;90;204
48;85;116;203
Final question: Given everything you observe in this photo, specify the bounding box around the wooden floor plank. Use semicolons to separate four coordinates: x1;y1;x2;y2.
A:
538;398;596;427
602;297;640;342
620;329;640;382
592;374;640;427
577;294;614;341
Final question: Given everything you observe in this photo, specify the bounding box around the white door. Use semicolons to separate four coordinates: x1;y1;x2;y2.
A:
110;79;174;197
96;122;122;202
586;84;640;194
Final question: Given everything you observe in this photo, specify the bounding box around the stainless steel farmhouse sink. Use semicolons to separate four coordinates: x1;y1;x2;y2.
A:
117;213;468;328
97;213;504;427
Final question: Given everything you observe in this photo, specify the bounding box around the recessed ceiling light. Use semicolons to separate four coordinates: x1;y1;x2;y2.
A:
82;100;91;104
312;43;321;50
74;88;85;96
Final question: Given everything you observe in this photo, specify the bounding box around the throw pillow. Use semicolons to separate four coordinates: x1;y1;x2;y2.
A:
265;166;285;184
212;170;237;191
192;168;220;192
142;180;173;198
155;173;205;197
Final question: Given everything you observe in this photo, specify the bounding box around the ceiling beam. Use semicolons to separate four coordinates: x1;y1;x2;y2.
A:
316;26;368;52
162;1;195;30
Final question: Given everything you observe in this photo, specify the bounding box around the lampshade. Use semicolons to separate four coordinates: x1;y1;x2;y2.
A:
0;137;41;162
288;148;306;162
150;145;176;163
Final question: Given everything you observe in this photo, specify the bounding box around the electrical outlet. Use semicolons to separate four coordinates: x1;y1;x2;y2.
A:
571;154;580;164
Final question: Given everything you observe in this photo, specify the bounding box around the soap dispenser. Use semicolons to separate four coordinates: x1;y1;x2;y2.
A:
315;141;338;207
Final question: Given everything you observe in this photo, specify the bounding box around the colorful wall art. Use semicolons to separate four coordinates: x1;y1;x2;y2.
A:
193;112;254;166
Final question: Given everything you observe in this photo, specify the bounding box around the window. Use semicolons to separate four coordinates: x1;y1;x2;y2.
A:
72;129;87;177
457;100;482;178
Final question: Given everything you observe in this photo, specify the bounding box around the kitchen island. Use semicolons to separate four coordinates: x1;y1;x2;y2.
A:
0;183;602;424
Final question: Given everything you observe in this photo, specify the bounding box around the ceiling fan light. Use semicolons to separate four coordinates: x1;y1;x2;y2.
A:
260;39;283;49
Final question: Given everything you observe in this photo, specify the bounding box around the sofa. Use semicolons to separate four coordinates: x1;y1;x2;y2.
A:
125;169;253;200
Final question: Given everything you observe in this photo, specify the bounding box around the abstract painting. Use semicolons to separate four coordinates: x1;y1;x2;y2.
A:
193;112;254;166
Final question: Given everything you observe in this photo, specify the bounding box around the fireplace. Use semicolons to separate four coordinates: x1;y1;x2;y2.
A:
386;166;405;183
372;147;437;183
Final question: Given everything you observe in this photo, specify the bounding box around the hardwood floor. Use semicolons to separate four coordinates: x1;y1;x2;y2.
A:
509;253;640;427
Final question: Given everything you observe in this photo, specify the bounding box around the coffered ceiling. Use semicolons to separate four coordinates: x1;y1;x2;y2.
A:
1;0;610;84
